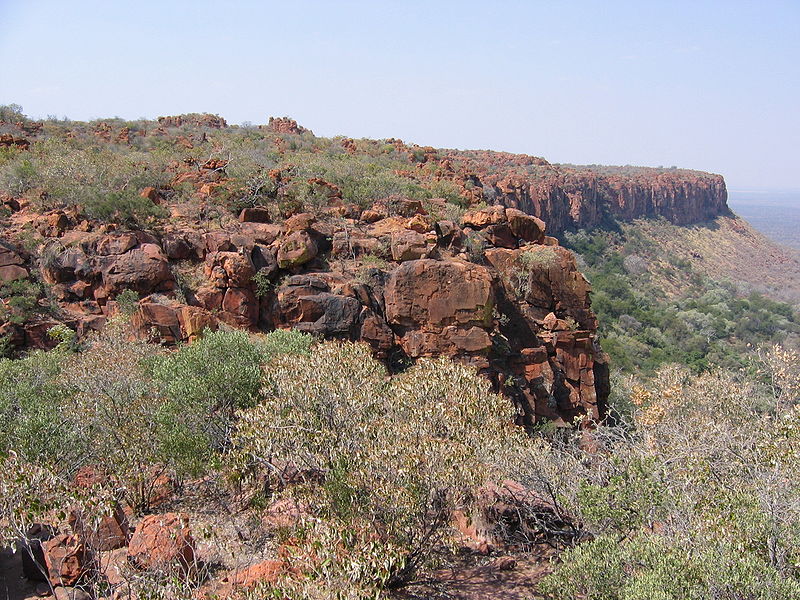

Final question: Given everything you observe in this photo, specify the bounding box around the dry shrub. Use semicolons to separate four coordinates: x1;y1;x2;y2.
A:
231;341;524;594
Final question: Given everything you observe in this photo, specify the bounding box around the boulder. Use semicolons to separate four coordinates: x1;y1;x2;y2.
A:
331;231;383;258
462;205;506;228
178;306;219;340
360;208;384;223
239;222;283;245
69;504;130;551
222;288;259;324
291;293;362;337
0;239;24;268
98;243;173;296
385;260;493;329
390;230;431;262
43;534;94;587
96;233;138;256
204;251;255;288
127;513;195;574
283;212;317;233
131;301;181;343
19;523;52;581
482;223;517;249
277;231;318;268
0;264;28;282
41;247;92;284
54;587;92;600
394;198;426;217
162;234;194;260
506;208;546;243
239;207;271;223
251;244;278;278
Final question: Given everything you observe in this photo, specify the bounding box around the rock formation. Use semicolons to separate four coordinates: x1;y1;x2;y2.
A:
1;199;608;427
415;149;730;234
0;114;737;427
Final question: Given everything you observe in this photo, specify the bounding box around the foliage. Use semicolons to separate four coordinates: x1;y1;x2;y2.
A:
562;228;800;374
0;278;43;325
116;288;140;315
149;328;268;467
0;348;85;471
0;103;25;123
251;269;273;298
260;327;314;359
535;360;800;597
0;138;167;223
0;108;472;225
231;341;521;591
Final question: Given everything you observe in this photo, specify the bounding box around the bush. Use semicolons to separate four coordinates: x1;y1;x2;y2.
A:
531;360;800;596
0;278;42;324
149;329;268;470
261;327;314;359
231;341;522;592
3;138;169;224
0;349;85;472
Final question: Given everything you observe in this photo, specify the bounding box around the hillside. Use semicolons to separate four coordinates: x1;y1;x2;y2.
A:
0;108;736;421
561;216;800;374
1;108;799;600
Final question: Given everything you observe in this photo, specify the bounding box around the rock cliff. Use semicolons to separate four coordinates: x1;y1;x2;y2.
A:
419;149;730;233
1;201;608;427
0;112;734;427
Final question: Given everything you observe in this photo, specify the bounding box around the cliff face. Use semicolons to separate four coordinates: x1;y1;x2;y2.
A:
431;150;730;234
0;202;607;427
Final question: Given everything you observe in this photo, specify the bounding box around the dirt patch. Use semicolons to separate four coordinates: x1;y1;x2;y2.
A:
392;549;556;600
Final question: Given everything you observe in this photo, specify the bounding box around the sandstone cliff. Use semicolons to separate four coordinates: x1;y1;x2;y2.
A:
424;150;730;233
0;112;735;427
0;201;608;427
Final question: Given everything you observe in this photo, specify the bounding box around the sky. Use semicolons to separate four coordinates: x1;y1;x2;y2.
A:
1;0;798;191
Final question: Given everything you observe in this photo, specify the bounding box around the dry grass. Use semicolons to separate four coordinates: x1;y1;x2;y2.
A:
623;216;800;304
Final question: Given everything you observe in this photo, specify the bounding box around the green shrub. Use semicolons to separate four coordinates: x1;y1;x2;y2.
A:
231;341;522;591
0;279;43;325
261;328;314;358
0;350;85;472
150;329;267;468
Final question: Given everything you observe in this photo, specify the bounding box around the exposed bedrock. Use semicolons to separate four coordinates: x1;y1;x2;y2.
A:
3;207;610;427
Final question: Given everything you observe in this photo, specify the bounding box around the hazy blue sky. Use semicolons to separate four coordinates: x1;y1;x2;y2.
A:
1;1;798;191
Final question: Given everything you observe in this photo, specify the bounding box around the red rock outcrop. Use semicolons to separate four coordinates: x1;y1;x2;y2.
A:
265;116;311;135
0;133;30;150
2;194;608;425
157;113;227;129
126;513;195;574
429;150;729;233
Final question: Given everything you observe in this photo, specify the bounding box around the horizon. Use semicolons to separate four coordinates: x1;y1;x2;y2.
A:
1;0;798;191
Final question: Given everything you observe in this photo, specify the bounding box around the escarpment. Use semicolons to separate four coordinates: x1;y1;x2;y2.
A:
0;200;608;427
428;150;730;233
0;112;732;426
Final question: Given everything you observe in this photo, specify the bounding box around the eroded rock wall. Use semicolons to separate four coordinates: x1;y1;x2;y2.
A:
1;202;608;427
426;150;730;234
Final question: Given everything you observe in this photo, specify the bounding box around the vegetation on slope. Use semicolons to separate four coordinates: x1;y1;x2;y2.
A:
0;105;467;228
1;318;798;598
562;223;800;374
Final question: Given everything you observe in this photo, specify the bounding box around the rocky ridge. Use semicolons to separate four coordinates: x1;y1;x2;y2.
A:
0;112;736;426
1;197;607;426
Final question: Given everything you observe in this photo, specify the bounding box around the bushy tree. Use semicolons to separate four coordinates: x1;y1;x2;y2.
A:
536;359;800;598
231;341;523;593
